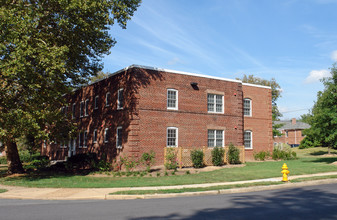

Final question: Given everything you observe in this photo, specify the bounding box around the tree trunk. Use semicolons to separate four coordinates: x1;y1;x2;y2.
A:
328;146;331;155
6;140;24;174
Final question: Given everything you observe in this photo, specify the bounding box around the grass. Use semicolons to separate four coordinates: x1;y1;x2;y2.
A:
110;181;285;195
0;189;7;193
0;147;336;188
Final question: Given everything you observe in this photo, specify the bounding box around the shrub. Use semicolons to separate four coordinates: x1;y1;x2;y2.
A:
28;155;50;170
120;156;138;172
191;149;204;168
253;150;270;161
66;153;99;171
272;144;297;160
165;148;178;170
141;151;156;172
299;136;320;149
95;160;111;172
228;143;241;164
211;146;225;166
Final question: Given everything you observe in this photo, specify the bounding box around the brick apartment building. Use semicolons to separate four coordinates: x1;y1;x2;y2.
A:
274;118;310;147
42;65;273;164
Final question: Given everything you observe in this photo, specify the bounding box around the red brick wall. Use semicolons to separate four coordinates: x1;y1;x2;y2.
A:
242;84;273;160
42;66;273;165
136;70;244;164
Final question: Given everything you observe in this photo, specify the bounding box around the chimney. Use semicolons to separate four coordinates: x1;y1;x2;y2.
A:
292;118;296;125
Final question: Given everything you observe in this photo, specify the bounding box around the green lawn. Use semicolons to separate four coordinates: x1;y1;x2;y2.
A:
1;153;337;188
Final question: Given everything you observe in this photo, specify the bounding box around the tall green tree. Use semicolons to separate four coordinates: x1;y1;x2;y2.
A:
236;74;283;136
301;64;337;153
0;0;141;174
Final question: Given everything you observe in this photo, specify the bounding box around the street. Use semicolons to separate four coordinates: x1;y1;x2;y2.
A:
1;183;337;220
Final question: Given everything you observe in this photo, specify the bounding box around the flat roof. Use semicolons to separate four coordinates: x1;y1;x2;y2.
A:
90;64;272;89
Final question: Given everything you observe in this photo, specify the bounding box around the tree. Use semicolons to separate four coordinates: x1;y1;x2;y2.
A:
301;64;337;153
236;74;283;136
0;0;141;174
89;71;110;84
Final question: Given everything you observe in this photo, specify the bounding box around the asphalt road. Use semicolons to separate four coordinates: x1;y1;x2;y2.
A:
1;183;337;220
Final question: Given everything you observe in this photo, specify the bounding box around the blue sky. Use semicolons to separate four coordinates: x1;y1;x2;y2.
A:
102;0;337;120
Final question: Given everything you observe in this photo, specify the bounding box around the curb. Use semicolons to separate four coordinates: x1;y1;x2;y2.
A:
105;178;337;200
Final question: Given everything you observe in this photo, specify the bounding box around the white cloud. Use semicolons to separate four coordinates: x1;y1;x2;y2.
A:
331;50;337;61
304;69;330;84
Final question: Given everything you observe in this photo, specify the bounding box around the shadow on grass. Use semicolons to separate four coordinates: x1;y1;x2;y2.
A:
310;151;337;156
311;157;337;164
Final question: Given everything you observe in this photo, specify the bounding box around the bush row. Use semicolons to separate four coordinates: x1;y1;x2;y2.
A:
253;144;297;161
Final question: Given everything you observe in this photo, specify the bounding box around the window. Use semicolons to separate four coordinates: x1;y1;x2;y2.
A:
208;130;224;147
83;131;88;148
207;94;223;113
106;92;111;106
167;89;178;110
72;103;76;119
243;98;252;116
80;101;84;117
286;131;288;137
167;127;178;147
85;99;89;116
117;88;124;110
94;96;99;110
43;140;46;149
79;132;83;148
104;128;109;143
244;130;252;149
116;126;122;148
93;129;98;143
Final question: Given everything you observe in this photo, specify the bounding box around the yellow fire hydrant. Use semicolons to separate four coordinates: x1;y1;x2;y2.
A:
281;163;290;182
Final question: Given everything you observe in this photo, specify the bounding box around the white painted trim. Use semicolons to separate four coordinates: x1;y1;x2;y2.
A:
88;64;242;86
104;128;109;143
242;83;271;89
93;129;98;143
243;98;252;117
116;126;123;149
244;130;253;149
166;127;178;147
167;89;178;110
117;88;124;110
84;99;89;116
94;96;99;110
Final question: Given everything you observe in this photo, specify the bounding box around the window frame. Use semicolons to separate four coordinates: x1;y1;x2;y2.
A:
244;130;253;149
79;132;83;148
207;94;224;114
94;96;99;110
105;92;111;107
83;130;88;148
93;129;98;143
207;129;224;148
166;127;178;147
84;99;89;116
243;98;252;117
167;89;178;110
104;128;109;143
80;101;84;118
116;126;123;149
117;88;124;110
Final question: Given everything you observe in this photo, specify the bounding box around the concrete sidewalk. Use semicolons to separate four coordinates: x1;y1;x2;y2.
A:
1;172;337;200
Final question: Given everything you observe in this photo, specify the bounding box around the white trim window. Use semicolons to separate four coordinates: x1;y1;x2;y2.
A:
80;101;84;117
106;92;111;107
104;128;109;143
244;130;253;149
79;132;83;148
83;131;88;148
167;127;178;147
117;88;124;110
208;130;224;147
85;99;89;116
207;94;224;113
243;98;252;116
93;129;98;143
167;89;178;110
116;126;122;148
94;96;99;110
72;103;76;119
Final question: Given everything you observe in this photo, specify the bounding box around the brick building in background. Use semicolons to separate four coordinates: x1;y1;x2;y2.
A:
274;118;310;147
42;65;273;164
